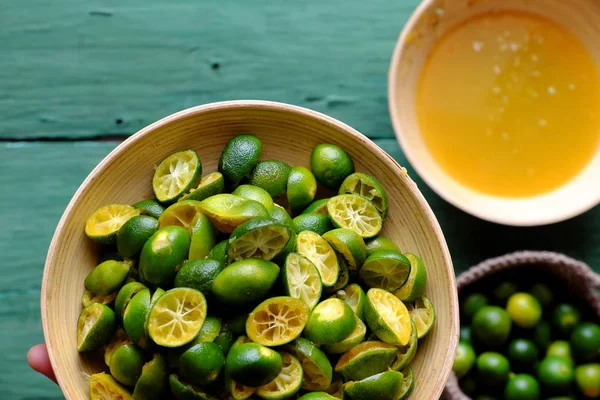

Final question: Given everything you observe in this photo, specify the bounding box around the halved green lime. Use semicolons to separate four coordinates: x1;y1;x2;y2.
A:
285;337;333;391
297;393;337;400
249;160;291;198
247;296;310;346
188;212;216;260
360;251;410;292
86;204;140;244
232;184;275;210
390;319;418;371
364;288;412;346
327;194;382;239
89;373;132;400
342;370;403;400
333;283;366;320
269;204;297;264
339;172;389;219
304;298;357;345
77;303;117;352
365;236;400;256
169;373;220;400
117;215;159;258
311;144;355;190
153;150;202;203
325;255;350;293
406;296;435;339
256;352;303;399
199;194;269;233
104;328;131;366
147;288;207;348
194;316;222;343
85;260;131;296
158;200;203;230
296;230;339;287
180;171;225;202
288;166;317;213
335;340;397;381
293;213;333;236
282;252;323;310
123;288;153;349
397;366;415;400
323;317;367;354
133;353;169;400
211;259;280;305
219;134;262;188
208;240;228;268
133;199;165;219
323;228;367;269
81;290;117;308
228;217;291;261
115;282;147;321
393;253;427;302
109;343;145;386
302;198;330;215
175;259;223;297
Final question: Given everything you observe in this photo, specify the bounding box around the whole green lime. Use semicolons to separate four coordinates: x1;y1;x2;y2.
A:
506;293;542;329
538;356;574;392
504;374;541;400
507;339;538;371
460;326;472;344
117;215;159;258
493;281;518;304
552;304;581;337
248;160;291;198
546;341;573;366
174;259;223;297
293;213;333;236
570;323;600;362
453;341;476;378
472;306;512;346
476;352;510;386
575;363;600;398
461;293;488;321
218;134;262;188
533;321;552;351
310;144;355;190
529;283;553;307
179;342;225;385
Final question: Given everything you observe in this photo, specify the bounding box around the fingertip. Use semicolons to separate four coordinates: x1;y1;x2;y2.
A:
27;344;57;384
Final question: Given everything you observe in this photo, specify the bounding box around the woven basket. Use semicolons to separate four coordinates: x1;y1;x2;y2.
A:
443;251;600;400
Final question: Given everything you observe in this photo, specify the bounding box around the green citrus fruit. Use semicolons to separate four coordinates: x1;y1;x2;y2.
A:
268;204;296;263
365;236;400;256
508;339;539;371
529;283;553;307
147;288;207;348
209;240;229;267
293;213;333;236
133;199;165;219
81;290;117;308
84;260;130;296
338;172;388;219
180;171;225;202
538;356;574;392
123;288;153;348
546;340;573;366
296;230;339;287
323;228;367;269
256;352;303;399
86;204;140;244
311;144;354;190
323;317;367;354
504;374;541;400
153;150;202;203
228;217;291;261
326;254;350;293
327;194;382;239
335;340;397;381
180;342;225;385
248;160;291;198
89;373;132;400
132;353;169;400
246;296;310;346
188;212;215;260
282;252;323;310
297;392;337;400
390;319;418;371
493;281;518;304
117;215;159;258
194;316;222;343
342;370;403;400
472;306;512;346
553;303;581;337
360;250;410;291
304;298;357;345
507;293;542;329
115;282;147;321
225;342;283;387
575;363;600;398
406;295;436;339
219;134;262;188
460;326;472;344
158;200;203;230
533;320;552;351
174;259;223;297
213;323;235;354
139;226;191;287
110;343;146;386
461;292;489;321
211;258;280;305
476;352;510;386
287;166;318;213
397;366;415;400
453;341;476;378
226;313;249;336
392;253;428;302
168;373;220;400
77;303;117;352
302;198;330;215
199;194;269;233
104;328;131;366
232;184;275;210
570;323;600;362
333;283;366;320
285;337;333;391
364;288;412;346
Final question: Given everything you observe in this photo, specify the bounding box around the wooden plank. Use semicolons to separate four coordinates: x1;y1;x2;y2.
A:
374;139;600;274
0;0;420;140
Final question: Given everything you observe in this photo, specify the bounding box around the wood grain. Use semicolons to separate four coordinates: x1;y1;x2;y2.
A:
41;101;458;399
0;0;420;140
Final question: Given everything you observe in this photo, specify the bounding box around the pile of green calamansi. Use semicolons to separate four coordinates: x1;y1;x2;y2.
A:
78;135;436;400
454;278;600;400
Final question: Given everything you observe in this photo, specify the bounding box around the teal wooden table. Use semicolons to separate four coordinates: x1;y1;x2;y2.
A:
3;1;600;398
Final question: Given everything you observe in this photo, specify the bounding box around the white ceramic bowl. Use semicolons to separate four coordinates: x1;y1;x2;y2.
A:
389;0;600;226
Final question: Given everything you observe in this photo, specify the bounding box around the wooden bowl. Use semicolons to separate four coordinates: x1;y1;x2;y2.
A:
389;0;600;226
41;100;458;399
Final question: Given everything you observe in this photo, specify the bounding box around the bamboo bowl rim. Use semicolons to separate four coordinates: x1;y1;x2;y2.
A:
41;100;458;399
